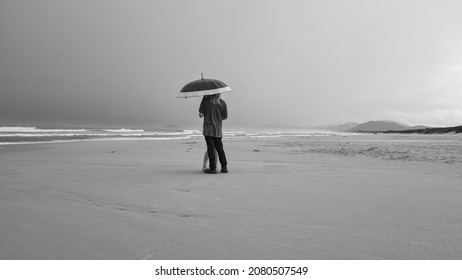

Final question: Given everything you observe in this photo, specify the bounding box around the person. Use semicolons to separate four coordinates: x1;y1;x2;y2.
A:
199;94;228;174
202;148;217;172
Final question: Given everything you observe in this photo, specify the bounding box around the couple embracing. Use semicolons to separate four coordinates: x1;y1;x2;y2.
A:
199;94;228;174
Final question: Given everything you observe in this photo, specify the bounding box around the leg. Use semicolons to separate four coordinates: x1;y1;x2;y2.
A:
202;149;217;171
204;136;217;170
202;150;208;171
213;137;227;170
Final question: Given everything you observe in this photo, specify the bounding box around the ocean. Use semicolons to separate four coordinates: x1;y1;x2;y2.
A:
0;126;341;145
2;126;462;164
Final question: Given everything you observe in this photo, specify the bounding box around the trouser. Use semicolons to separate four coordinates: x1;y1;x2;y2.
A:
204;136;227;170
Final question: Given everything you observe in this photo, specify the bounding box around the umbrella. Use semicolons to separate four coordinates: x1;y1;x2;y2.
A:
177;73;232;98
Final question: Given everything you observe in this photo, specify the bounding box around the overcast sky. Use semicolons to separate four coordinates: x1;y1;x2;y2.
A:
1;0;462;129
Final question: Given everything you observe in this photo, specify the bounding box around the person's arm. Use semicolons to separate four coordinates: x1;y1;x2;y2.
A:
221;101;228;120
199;98;205;118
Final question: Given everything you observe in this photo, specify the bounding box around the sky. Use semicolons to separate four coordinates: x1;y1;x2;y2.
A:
1;0;462;129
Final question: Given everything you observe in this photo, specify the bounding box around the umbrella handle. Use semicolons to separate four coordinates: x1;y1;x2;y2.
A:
201;73;204;80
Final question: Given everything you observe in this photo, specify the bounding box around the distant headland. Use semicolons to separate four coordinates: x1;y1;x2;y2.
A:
317;121;462;134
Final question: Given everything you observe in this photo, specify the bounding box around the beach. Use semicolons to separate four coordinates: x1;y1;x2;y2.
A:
1;134;462;259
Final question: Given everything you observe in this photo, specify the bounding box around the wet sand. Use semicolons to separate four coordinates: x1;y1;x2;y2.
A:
1;135;461;259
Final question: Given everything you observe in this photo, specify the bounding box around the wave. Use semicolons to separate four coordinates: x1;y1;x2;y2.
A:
0;135;198;145
0;126;352;145
0;126;37;132
0;132;202;138
223;130;344;138
182;129;201;134
223;131;246;136
0;126;88;133
103;128;145;132
0;127;204;145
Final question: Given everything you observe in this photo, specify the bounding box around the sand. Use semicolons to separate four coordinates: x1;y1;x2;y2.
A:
1;135;461;259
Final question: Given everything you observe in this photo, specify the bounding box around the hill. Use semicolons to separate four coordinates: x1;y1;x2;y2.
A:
348;121;409;132
315;122;360;132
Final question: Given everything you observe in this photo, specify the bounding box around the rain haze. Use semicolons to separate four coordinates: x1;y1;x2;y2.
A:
1;0;462;129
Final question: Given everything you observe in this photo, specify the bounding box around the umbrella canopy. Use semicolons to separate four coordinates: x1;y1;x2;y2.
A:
177;74;231;98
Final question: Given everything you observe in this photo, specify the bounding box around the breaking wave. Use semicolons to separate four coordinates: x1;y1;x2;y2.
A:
0;126;202;145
